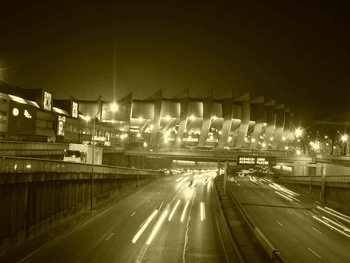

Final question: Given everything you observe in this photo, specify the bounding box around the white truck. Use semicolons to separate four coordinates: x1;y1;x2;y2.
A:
63;144;103;165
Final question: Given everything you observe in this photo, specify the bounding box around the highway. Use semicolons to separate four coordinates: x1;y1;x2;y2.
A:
23;172;227;263
228;170;350;263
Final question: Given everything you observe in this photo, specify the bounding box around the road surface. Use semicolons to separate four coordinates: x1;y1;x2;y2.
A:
24;171;228;263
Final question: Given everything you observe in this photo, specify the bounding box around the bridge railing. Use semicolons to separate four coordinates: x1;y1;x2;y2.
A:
0;141;70;150
0;156;153;175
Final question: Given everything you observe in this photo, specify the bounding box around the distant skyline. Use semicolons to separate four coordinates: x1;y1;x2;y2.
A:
1;0;349;119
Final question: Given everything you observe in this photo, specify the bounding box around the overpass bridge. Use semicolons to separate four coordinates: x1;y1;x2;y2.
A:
0;141;314;167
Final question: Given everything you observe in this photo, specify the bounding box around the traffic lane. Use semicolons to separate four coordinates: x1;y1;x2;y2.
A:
140;182;196;263
245;205;350;263
234;181;350;263
140;173;226;263
185;177;227;262
80;174;195;263
228;179;302;210
24;174;187;263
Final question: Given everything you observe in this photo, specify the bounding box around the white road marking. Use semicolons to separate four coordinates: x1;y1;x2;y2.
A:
287;209;293;214
261;206;265;209
157;192;160;194
106;233;114;241
312;227;322;234
308;248;321;258
146;199;150;203
131;212;136;217
277;221;283;227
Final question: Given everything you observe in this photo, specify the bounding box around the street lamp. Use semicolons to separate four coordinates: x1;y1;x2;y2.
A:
91;103;118;211
137;132;141;188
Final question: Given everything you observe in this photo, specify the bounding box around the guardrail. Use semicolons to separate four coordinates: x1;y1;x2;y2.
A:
212;177;245;263
226;183;284;262
0;141;69;150
0;156;153;175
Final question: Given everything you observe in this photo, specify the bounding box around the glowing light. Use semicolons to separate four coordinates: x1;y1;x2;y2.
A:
110;103;119;112
147;207;169;244
165;115;171;121
132;209;158;243
181;201;190;222
169;200;181;221
137;133;141;138
138;117;143;122
200;202;206;221
282;136;286;141
251;138;256;143
190;115;195;120
295;128;302;137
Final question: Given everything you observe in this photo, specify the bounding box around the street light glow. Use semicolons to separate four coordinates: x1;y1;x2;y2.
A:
295;128;302;137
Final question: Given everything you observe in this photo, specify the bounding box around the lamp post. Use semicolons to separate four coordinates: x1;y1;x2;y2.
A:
136;132;141;188
91;103;118;211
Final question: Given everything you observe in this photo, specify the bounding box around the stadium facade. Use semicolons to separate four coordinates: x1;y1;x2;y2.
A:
0;84;296;150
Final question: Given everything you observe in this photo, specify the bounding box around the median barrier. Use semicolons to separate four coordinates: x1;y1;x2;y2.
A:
226;181;284;262
254;228;279;260
212;179;244;263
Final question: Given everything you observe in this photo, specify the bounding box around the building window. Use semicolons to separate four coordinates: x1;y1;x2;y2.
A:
0;111;7;123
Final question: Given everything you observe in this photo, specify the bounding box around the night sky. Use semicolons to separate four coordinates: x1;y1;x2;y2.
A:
1;0;349;119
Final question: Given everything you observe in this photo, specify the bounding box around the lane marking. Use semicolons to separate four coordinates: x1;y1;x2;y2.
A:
308;248;321;258
169;200;181;221
251;196;254;199
147;206;169;245
287;209;293;214
146;199;150;203
106;233;114;241
132;210;158;243
157;192;160;194
131;212;136;217
261;206;265;210
277;221;283;227
312;227;322;234
181;201;190;222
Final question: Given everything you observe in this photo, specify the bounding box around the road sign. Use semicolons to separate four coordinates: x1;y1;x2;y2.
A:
238;156;276;166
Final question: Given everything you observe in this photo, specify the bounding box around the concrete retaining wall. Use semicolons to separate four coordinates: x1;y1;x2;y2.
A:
0;170;155;257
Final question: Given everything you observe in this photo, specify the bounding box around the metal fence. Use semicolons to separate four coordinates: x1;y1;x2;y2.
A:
0;156;153;175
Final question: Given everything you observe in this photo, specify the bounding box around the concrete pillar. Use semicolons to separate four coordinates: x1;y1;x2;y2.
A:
117;93;133;133
218;97;234;149
174;89;189;148
263;100;276;148
271;104;285;150
198;96;213;147
147;90;162;147
217;159;221;177
250;96;265;149
320;167;326;203
282;110;291;141
234;93;250;148
223;161;228;197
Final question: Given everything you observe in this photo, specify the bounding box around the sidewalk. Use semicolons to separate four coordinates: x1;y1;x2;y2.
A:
216;178;273;263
